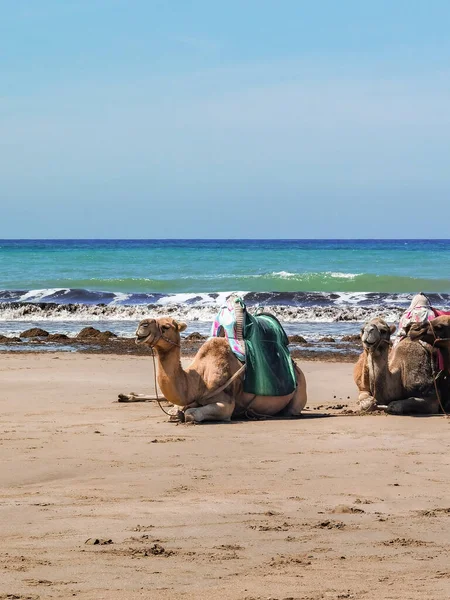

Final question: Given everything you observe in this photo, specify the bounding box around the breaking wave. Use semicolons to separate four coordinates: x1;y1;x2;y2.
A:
1;288;449;324
5;272;450;295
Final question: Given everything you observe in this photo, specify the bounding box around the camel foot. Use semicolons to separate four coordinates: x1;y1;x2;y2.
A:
118;393;160;403
184;412;196;423
184;404;233;423
384;401;404;415
384;397;439;416
184;408;205;423
167;407;185;423
358;397;377;413
118;393;137;403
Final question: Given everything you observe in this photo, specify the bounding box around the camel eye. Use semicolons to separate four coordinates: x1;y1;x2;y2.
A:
161;324;170;331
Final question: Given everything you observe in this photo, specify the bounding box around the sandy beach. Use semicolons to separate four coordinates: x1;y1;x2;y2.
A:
1;353;450;600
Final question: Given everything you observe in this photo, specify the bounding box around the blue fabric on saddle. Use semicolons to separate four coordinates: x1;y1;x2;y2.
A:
211;294;297;397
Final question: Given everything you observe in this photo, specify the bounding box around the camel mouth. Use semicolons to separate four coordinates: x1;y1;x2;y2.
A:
362;334;380;350
135;333;153;345
362;340;378;351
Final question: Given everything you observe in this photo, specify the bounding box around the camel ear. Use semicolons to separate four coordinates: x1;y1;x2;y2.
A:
389;325;396;334
175;321;187;332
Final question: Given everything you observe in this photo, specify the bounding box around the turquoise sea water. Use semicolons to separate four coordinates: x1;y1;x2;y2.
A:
1;239;450;296
0;239;449;345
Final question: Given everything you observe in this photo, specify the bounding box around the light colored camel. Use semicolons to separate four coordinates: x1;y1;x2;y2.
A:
120;317;307;423
354;316;439;415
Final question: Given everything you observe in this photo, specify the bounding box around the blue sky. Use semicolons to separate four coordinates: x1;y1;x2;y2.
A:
1;0;450;238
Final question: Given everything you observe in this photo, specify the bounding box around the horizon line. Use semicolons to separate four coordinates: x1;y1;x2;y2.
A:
1;238;450;242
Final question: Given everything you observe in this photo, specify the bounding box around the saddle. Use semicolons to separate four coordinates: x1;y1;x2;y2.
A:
396;293;450;371
211;294;297;397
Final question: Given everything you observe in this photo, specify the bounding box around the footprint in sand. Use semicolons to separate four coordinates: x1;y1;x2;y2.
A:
313;520;346;530
331;504;365;514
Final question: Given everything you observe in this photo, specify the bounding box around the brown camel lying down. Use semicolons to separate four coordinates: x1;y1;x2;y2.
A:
407;315;450;412
119;317;307;423
354;317;441;415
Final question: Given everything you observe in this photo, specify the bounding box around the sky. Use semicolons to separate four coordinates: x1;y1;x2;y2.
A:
1;0;450;238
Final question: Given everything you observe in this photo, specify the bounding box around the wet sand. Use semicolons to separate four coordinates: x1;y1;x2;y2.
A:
0;329;362;362
1;354;450;600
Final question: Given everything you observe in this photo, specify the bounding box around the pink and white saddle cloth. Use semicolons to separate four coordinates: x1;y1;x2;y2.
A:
394;294;450;370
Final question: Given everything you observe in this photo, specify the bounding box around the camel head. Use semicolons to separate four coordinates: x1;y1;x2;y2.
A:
408;315;450;348
361;317;395;353
135;317;187;350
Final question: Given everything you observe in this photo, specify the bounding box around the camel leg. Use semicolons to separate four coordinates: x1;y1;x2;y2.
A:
385;397;440;415
184;393;235;423
279;367;307;417
118;393;166;403
358;392;378;412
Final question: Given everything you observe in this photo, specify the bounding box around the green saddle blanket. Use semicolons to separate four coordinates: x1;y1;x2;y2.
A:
243;312;297;397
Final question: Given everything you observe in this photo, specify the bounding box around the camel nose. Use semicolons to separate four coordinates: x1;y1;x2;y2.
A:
362;326;378;345
136;319;156;336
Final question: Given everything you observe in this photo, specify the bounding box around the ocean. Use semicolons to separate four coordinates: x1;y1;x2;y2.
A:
1;239;450;350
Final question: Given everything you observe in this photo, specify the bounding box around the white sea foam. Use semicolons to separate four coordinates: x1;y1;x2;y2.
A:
110;292;131;305
333;292;367;305
259;271;361;281
0;301;404;324
19;288;68;302
1;289;445;330
329;272;359;279
155;291;247;306
270;271;297;278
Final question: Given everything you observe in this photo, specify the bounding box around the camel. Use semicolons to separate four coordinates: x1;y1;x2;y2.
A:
407;315;450;410
354;316;439;415
120;317;307;423
407;314;450;364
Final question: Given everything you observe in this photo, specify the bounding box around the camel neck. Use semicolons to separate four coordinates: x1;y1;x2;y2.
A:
367;347;391;403
154;345;189;406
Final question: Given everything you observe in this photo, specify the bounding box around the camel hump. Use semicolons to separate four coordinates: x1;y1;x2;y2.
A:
195;336;234;362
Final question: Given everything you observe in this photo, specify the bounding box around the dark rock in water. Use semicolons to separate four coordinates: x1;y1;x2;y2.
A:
77;327;100;339
47;333;70;342
0;334;21;342
77;327;117;340
184;332;206;341
101;331;117;340
319;336;336;343
341;334;361;343
289;334;308;344
20;328;50;338
96;332;118;341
